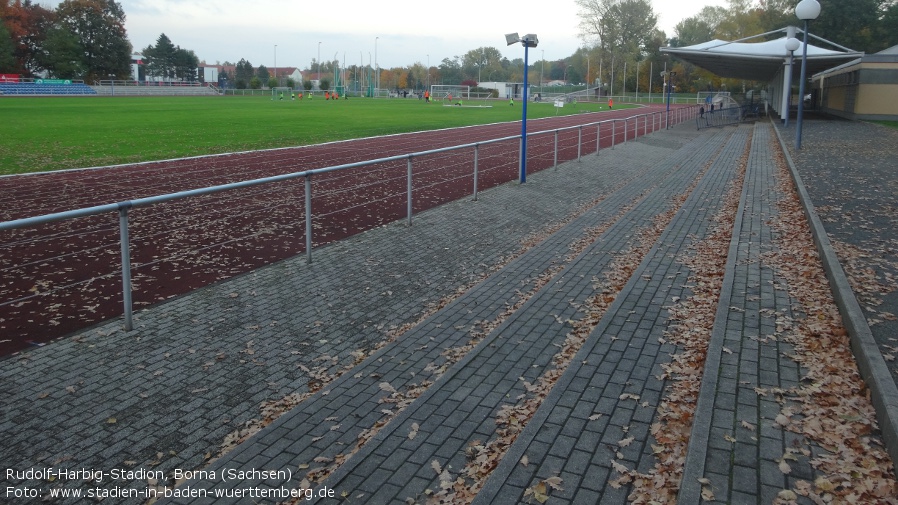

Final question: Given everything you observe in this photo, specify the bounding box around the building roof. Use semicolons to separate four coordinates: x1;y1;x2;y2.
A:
661;33;863;81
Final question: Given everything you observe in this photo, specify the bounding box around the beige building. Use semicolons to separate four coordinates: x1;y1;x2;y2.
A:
812;45;898;121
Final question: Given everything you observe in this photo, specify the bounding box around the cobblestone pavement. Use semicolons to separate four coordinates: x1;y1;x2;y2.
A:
1;121;705;503
4;119;896;505
780;120;898;387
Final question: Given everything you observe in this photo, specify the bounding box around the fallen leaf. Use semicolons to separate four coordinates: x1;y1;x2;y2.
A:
778;459;791;475
544;476;563;491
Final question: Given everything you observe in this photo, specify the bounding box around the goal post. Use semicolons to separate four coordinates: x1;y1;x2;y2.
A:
430;85;470;102
271;87;293;100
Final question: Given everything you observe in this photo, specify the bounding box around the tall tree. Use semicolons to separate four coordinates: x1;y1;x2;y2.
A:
2;0;55;75
256;64;269;81
234;58;253;88
813;0;883;52
55;0;130;81
0;21;15;72
172;47;197;81
143;33;176;79
39;25;84;78
576;0;660;90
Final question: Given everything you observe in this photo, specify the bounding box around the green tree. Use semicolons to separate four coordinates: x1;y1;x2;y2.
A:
2;0;55;75
813;0;884;53
172;47;197;81
54;0;130;81
302;79;312;90
267;76;277;88
256;64;269;81
672;17;715;47
234;58;253;87
0;22;15;72
143;33;176;79
438;56;462;84
39;25;84;78
249;75;261;89
319;78;329;90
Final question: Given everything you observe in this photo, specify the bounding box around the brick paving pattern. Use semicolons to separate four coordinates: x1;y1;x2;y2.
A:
4;118;896;505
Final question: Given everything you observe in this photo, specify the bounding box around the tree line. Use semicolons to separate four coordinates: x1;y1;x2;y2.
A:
3;0;897;91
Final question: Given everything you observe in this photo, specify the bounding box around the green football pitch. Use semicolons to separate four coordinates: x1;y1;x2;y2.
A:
0;96;634;176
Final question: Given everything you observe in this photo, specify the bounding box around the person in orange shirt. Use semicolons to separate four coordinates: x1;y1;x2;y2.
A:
424;90;430;102
608;98;613;110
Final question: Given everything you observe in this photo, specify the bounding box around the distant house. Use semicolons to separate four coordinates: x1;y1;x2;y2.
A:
812;44;898;121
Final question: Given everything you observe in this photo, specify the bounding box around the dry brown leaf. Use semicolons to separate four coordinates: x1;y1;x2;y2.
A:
778;459;791;475
544;476;563;491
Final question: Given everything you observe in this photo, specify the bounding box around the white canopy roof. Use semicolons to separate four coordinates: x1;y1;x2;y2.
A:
661;35;863;81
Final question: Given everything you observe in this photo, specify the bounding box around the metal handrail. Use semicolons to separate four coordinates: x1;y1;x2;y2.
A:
1;105;699;331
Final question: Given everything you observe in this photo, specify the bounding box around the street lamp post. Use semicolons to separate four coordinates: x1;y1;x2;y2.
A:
375;37;379;93
794;0;820;150
505;32;538;184
784;34;801;127
662;70;676;129
318;42;321;84
274;44;277;86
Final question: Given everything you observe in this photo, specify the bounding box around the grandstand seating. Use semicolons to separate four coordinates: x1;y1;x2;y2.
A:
0;82;98;96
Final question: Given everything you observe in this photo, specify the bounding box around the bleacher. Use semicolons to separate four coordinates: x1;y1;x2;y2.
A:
0;82;98;96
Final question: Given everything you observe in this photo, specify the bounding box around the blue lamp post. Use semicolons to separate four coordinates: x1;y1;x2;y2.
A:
506;32;539;183
795;0;821;150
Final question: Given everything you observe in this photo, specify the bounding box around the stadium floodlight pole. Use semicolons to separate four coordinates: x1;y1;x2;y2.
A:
795;0;821;150
274;44;277;85
375;36;379;93
318;42;321;83
506;32;538;184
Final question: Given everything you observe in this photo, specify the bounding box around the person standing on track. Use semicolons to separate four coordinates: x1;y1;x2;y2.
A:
608;98;613;110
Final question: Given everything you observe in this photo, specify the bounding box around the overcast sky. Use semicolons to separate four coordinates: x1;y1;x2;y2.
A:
41;0;719;69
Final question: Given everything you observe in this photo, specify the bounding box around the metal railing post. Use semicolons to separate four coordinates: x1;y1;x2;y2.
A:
644;114;648;136
407;156;413;226
553;130;559;169
577;126;582;162
118;204;133;331
611;120;616;149
595;123;601;155
624;118;628;143
473;144;479;201
304;174;312;264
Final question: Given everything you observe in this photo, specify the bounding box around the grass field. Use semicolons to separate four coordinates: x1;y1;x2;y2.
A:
0;96;635;175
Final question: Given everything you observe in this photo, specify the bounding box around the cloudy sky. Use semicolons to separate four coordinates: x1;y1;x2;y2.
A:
42;0;718;69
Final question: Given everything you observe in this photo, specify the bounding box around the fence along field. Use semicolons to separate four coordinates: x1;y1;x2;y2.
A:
0;97;691;356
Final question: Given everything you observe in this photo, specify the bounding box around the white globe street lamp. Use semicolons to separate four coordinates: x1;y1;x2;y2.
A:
784;36;801;127
794;0;821;150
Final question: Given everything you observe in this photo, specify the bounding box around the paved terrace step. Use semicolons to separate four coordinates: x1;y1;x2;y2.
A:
453;124;751;505
1;123;713;503
160;127;737;503
677;122;840;503
313;127;749;504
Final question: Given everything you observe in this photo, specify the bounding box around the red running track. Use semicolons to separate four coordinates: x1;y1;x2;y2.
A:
0;104;693;355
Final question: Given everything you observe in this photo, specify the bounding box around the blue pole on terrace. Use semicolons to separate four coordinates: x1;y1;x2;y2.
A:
520;44;529;183
507;32;538;183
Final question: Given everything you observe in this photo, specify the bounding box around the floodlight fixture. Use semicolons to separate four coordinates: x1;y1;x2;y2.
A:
504;31;539;182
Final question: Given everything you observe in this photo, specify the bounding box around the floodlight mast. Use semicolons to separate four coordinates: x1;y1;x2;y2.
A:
506;32;538;183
